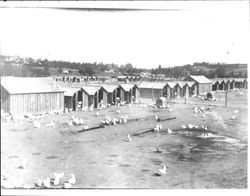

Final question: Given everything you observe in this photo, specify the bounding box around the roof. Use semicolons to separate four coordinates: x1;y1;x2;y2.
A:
234;78;245;82
186;75;212;84
185;81;195;87
81;86;101;96
175;81;186;88
117;76;127;79
210;78;224;84
62;87;80;96
139;82;166;89
1;76;64;94
165;82;176;88
101;85;118;93
119;84;134;92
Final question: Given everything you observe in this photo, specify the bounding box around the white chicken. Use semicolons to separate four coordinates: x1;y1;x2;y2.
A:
158;165;167;175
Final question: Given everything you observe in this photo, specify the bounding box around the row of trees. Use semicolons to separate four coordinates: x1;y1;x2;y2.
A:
0;55;247;78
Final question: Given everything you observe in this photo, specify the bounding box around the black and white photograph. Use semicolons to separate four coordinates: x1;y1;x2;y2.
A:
0;0;248;193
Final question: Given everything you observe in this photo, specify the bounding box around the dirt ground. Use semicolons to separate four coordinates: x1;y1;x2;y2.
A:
1;89;248;189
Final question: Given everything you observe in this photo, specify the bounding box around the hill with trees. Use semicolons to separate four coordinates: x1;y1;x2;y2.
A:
0;55;247;78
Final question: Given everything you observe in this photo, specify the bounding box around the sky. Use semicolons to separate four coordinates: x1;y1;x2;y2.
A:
0;1;249;68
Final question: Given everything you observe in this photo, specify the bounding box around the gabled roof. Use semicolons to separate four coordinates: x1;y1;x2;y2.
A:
185;75;212;84
101;84;118;93
175;81;186;88
119;84;134;92
165;82;176;88
210;78;224;84
139;82;166;89
234;78;245;82
62;87;80;97
185;81;195;87
81;86;100;96
1;76;64;94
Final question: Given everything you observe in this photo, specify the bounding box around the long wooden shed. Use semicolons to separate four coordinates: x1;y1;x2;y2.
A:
1;76;64;115
183;75;212;95
139;82;166;99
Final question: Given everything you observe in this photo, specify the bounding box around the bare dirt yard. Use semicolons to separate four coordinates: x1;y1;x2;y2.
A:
1;89;248;189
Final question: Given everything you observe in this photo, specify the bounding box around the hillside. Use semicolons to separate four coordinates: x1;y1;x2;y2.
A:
0;55;247;78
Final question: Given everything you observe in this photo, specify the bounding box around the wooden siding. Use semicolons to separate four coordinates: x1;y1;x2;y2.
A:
198;83;212;94
140;88;163;99
132;86;140;102
163;85;175;99
1;86;10;113
8;92;64;115
212;82;219;91
82;91;89;108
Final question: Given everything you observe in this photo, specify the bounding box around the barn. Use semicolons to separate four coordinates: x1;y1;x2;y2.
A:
81;86;101;108
163;82;176;99
183;75;212;95
139;82;166;99
1;76;64;115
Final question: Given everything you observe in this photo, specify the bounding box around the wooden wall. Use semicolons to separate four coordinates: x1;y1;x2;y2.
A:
140;88;163;99
8;92;64;115
198;83;212;94
1;86;10;113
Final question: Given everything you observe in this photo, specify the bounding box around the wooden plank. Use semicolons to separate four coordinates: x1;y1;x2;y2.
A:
78;125;105;133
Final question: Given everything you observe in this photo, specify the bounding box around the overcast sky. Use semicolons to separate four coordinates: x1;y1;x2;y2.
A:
0;1;248;68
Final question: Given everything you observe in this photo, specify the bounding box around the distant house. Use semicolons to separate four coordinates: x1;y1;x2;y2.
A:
62;69;69;74
139;82;166;99
1;76;64;115
183;75;212;95
117;76;128;83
